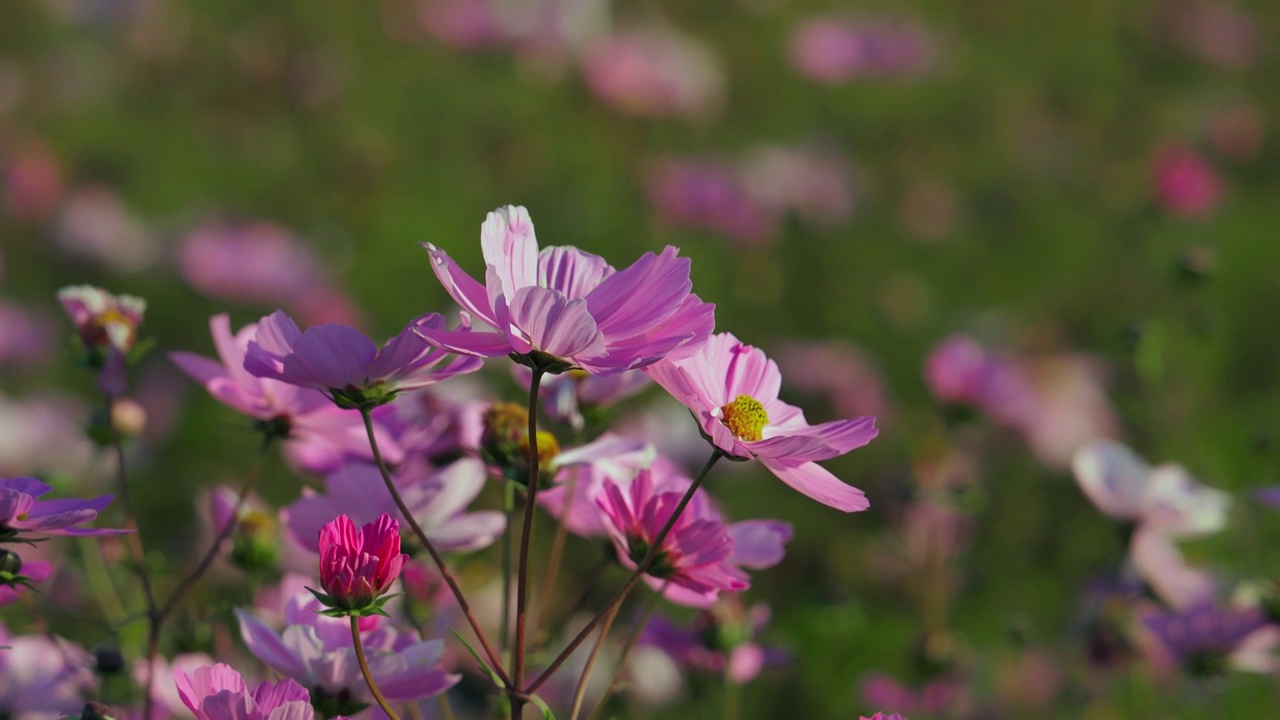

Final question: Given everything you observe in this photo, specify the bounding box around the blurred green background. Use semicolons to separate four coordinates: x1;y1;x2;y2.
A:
2;1;1279;718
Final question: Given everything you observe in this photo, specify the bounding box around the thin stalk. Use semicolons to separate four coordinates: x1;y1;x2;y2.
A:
534;469;579;638
510;367;545;719
528;448;724;694
724;672;741;720
584;591;664;720
500;479;516;652
359;408;511;688
103;395;161;720
569;603;620;720
352;616;401;720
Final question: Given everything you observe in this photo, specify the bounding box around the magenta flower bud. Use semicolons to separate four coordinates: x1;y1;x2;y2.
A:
314;513;408;616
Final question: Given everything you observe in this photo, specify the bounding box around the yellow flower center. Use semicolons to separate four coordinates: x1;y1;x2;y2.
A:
719;394;769;442
519;430;561;467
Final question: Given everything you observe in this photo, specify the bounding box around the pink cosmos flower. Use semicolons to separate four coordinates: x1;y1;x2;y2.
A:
860;714;908;720
174;663;316;720
644;158;781;246
0;476;127;538
236;590;458;706
789;16;934;84
58;284;146;395
580;28;724;119
171;314;403;473
645;332;878;512
287;458;503;555
860;673;965;717
597;470;748;606
245;310;483;407
318;513;408;612
417;205;714;374
1152;144;1222;219
138;653;214;718
54;185;158;271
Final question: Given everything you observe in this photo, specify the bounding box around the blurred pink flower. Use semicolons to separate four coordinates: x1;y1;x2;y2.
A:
645;158;780;246
171;314;403;473
54;185;157;271
740;146;856;227
2;141;63;220
776;340;891;424
638;600;783;685
1152;144;1222;219
317;513;408;612
789;16;934;84
646;332;878;512
1015;354;1120;469
0;301;55;368
58;284;146;355
1141;601;1276;676
0;557;50;605
138;653;215;718
860;673;966;716
245;310;482;408
861;715;908;720
581;27;723;119
1159;0;1258;71
178;220;358;325
0;476;128;538
0;392;93;476
174;663;315;720
287;458;503;554
419;205;714;374
0;623;96;715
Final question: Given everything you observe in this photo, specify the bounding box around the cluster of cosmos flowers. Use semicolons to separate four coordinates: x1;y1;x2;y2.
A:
1;206;901;719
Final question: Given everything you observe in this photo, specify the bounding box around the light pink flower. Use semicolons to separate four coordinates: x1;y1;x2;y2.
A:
317;513;408;612
0;476;127;538
1153;144;1222;219
739;146;855;227
171;314;403;473
54;185;157;271
580;28;723;119
418;205;714;374
138;653;214;718
0;301;54;368
646;332;878;512
597;470;747;606
644;158;780;246
789;16;934;84
245;310;483;406
2;141;63;220
174;663;315;720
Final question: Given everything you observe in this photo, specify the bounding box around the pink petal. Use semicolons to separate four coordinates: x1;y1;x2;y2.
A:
283;325;378;389
422;243;498;326
539;246;612;300
506;286;606;361
758;457;870;512
586;246;692;338
1071;440;1149;520
728;520;793;569
480;205;539;297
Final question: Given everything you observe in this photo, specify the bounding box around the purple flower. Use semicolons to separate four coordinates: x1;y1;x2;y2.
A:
0;476;127;539
174;663;316;720
317;513;408;613
789;16;934;84
418;205;714;374
861;714;909;720
246;310;483;408
860;673;966;717
236;590;458;707
0;623;96;715
639;600;783;684
646;332;878;512
286;458;504;555
171;314;403;473
1142;602;1275;676
597;469;750;606
644;158;780;246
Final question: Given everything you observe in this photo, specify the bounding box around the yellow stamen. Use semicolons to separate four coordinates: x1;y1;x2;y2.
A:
719;394;769;442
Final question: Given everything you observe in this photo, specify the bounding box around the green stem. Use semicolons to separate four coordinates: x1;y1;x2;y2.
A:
352;616;401;720
584;590;663;720
510;368;545;718
528;448;725;694
359;408;512;689
569;603;620;720
501;479;515;653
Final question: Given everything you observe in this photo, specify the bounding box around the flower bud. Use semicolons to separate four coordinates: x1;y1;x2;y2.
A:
314;513;407;616
93;646;126;675
110;398;147;438
230;510;279;573
0;549;21;575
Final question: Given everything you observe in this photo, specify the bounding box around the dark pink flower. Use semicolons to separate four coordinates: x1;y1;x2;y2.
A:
174;663;317;720
597;470;747;605
245;310;483;408
419;205;714;374
646;332;878;512
317;513;408;613
0;476;127;539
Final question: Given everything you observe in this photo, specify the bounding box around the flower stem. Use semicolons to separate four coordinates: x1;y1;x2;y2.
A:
359;408;512;689
585;589;663;720
569;602;620;720
352;615;401;720
527;447;724;694
510;367;546;718
500;479;515;653
534;470;578;637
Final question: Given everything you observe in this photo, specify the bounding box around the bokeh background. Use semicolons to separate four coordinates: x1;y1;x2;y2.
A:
1;1;1278;718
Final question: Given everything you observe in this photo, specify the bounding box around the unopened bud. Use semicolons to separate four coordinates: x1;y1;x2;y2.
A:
0;549;21;575
111;398;147;438
93;646;126;675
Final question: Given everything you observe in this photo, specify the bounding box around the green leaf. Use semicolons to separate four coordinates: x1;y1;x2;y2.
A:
528;694;557;720
449;629;504;689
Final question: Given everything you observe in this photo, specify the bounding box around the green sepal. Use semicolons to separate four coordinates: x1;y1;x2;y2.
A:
127;336;157;365
305;586;337;608
450;629;504;689
0;570;37;592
